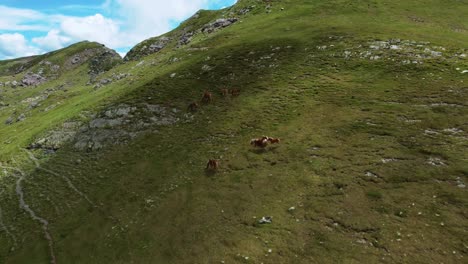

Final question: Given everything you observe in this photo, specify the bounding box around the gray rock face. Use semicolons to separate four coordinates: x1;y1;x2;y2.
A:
125;37;172;61
202;18;239;34
21;73;46;86
29;131;77;150
71;56;81;64
89;118;124;128
29;104;184;152
88;48;122;81
178;31;195;46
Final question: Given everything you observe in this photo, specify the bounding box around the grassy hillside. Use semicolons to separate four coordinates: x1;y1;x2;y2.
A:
0;0;467;263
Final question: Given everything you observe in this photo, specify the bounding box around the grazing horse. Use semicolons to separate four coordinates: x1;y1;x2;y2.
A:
187;102;199;112
267;137;280;144
229;88;240;97
220;88;229;96
250;138;269;148
206;159;220;170
201;90;212;103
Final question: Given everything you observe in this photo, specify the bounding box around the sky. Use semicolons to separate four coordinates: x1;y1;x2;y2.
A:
0;0;237;59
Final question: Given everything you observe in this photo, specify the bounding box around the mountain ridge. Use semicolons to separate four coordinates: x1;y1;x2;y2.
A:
0;0;467;263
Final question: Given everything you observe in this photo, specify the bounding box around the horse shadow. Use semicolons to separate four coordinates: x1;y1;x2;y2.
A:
249;146;279;154
204;169;217;177
249;148;268;154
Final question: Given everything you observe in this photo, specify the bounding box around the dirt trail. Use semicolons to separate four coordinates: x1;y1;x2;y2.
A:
24;150;96;207
0;164;56;264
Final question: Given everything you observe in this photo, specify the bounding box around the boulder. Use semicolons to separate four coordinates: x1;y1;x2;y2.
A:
16;113;26;122
4;117;13;125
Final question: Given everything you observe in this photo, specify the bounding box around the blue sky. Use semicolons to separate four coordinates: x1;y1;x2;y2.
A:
0;0;236;59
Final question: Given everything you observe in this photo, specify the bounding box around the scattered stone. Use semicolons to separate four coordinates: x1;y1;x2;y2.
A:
288;206;296;212
29;101;40;109
112;73;129;81
356;239;367;244
100;78;112;85
424;129;439;135
258;216;272;224
365;171;378;178
16;114;26;122
443;128;463;134
456;177;465;188
427;157;446;166
202;65;212;71
381;158;398;163
238;8;251;15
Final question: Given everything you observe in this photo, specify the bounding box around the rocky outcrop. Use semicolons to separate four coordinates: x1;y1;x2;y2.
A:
124;37;172;61
88;48;122;81
21;73;46;87
202;18;238;34
178;31;195;46
28;104;188;152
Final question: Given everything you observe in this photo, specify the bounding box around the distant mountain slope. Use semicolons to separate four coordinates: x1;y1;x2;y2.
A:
0;0;467;263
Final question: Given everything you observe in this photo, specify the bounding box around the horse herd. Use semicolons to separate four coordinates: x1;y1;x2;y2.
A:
189;88;280;172
187;88;241;112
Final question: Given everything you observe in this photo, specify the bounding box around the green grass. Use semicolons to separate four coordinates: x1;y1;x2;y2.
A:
0;0;467;263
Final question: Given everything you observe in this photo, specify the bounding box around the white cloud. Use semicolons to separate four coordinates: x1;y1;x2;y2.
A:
0;5;47;31
59;14;122;47
0;33;41;59
0;1;237;59
32;29;72;50
112;0;211;41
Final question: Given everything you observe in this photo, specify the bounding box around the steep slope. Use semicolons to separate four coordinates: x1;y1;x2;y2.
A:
0;41;122;159
0;0;467;263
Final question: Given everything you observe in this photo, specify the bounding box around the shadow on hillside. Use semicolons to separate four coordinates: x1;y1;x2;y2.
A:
0;35;313;261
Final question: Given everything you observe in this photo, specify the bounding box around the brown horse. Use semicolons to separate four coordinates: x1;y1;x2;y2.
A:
250;138;269;148
267;137;280;144
187;102;199;112
229;88;240;97
220;88;229;96
206;159;220;170
201;90;212;103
